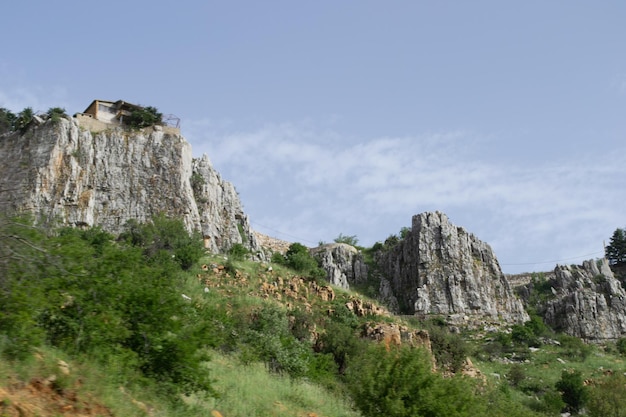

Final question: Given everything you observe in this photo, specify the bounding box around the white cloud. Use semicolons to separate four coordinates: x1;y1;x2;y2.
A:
187;121;625;273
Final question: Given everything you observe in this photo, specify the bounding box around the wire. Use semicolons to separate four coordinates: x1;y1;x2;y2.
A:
500;251;605;266
250;222;319;245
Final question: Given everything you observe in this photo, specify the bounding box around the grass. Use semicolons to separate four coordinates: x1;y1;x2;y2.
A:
185;351;361;417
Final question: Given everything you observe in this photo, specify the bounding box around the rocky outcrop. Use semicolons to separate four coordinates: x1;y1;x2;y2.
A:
538;259;626;342
0;116;258;253
310;243;368;289
362;322;432;353
376;211;528;325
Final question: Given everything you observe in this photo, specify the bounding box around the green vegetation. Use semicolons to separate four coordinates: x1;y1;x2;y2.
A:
46;107;67;123
127;105;163;129
2;217;626;416
334;233;359;246
272;242;326;279
0;107;17;134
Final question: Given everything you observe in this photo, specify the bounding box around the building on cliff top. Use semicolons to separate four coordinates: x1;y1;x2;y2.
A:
74;99;180;134
81;99;141;125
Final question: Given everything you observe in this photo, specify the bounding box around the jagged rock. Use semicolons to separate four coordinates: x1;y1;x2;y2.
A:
310;243;368;289
345;296;390;317
362;322;433;359
0;118;259;254
540;259;626;342
376;211;528;325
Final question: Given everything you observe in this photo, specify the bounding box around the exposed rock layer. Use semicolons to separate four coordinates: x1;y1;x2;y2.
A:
310;243;368;289
523;259;626;342
376;211;528;325
0;117;258;253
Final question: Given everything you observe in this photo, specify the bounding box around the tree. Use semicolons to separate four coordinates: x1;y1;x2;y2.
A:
334;233;358;247
555;369;588;413
46;107;67;123
606;228;626;266
14;107;34;132
127;106;163;129
0;108;16;134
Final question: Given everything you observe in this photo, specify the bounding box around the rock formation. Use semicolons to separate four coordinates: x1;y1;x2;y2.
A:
536;259;626;342
376;211;528;325
310;243;368;289
0;116;258;253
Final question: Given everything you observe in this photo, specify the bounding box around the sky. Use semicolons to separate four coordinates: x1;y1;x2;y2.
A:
1;1;625;274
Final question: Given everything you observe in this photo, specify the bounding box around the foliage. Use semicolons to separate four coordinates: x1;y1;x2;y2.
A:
334;233;359;246
14;107;34;132
119;214;204;270
424;320;472;372
555;369;588;413
587;373;626;417
556;333;593;361
46;107;67;123
317;321;363;374
242;303;310;378
127;105;163;129
274;242;326;279
347;343;487;417
228;243;249;261
606;227;626;266
0;217;214;399
616;337;626;355
399;226;411;239
0;107;16;134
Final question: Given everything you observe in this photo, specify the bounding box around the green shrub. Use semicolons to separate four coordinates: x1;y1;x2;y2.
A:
507;363;526;387
46;107;67;123
14;107;33;132
334;233;359;246
424;321;472;372
555;369;588;413
228;243;248;261
587;373;626;417
0;107;16;134
347;344;486;417
616;337;626;355
127;106;163;129
243;303;311;378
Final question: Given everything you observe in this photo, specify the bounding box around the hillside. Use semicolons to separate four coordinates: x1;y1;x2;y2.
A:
2;110;626;416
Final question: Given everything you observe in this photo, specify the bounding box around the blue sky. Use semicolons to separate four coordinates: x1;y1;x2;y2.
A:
2;1;625;273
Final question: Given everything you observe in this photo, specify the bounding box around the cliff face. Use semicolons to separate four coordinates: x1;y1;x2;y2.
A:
0;117;258;253
310;243;368;289
376;211;528;325
537;259;626;342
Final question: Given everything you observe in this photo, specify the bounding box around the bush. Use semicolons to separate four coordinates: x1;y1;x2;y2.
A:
424;321;472;372
587;373;626;417
127;106;163;129
243;304;310;378
334;233;358;246
0;107;16;134
555;369;588;413
616;337;626;355
347;344;487;417
0;218;214;398
46;107;67;123
228;243;248;261
119;214;204;270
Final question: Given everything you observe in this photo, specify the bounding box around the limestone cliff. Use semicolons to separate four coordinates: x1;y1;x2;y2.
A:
523;259;626;342
376;211;528;325
0;116;258;253
310;243;368;289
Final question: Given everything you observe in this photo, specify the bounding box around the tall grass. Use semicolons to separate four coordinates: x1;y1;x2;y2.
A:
186;352;362;417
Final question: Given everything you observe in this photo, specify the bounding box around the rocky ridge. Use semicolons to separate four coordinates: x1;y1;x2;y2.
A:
0;116;258;254
375;211;528;326
310;243;368;289
518;259;626;342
